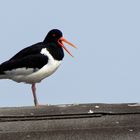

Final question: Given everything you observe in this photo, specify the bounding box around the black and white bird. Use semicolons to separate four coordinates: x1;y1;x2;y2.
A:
0;29;77;106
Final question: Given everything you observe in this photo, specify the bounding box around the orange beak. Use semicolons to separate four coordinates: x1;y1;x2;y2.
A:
58;37;77;57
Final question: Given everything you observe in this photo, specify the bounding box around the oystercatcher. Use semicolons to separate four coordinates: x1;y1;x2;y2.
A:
0;29;77;106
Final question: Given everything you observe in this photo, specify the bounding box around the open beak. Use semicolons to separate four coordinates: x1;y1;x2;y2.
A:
58;37;77;57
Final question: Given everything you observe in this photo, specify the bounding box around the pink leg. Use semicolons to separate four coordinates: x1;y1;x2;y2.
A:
31;83;39;106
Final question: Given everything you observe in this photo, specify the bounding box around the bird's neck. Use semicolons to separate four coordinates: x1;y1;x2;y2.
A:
45;42;64;61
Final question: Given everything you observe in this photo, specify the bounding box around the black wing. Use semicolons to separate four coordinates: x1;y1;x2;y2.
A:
9;42;46;60
0;54;48;75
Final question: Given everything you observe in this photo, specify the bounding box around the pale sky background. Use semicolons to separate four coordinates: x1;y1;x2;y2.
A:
0;0;140;107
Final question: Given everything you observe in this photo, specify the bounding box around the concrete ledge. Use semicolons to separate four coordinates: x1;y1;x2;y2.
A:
0;103;140;140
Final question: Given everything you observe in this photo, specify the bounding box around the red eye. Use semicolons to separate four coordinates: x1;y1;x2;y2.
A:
52;34;56;37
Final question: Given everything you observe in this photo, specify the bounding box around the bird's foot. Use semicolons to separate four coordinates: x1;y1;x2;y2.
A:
35;104;49;107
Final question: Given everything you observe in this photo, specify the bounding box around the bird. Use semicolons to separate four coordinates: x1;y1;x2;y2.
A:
0;29;77;106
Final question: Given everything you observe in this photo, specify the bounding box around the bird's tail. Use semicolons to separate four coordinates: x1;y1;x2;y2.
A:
0;72;6;79
0;75;7;79
0;64;6;79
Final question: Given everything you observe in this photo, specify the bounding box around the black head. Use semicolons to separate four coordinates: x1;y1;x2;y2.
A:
43;29;77;57
44;29;63;43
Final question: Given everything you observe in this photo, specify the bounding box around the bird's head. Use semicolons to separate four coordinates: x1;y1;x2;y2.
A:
44;29;77;57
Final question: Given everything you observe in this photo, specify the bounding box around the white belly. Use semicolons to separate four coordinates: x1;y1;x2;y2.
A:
11;60;61;84
10;48;62;84
26;60;61;83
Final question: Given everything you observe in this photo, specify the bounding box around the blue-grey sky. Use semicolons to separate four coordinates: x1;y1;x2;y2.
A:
0;0;140;106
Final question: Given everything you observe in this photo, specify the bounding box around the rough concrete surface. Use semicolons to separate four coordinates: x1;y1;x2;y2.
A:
0;103;139;140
